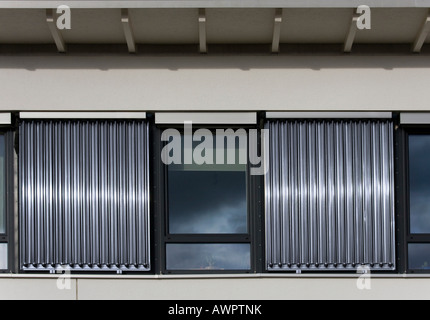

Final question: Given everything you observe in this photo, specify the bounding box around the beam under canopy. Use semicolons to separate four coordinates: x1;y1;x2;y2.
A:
46;9;67;53
271;8;283;53
344;12;360;53
121;8;137;53
412;10;430;53
198;8;207;53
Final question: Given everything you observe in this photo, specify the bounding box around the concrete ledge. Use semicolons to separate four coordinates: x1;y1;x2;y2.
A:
1;276;430;300
1;273;429;280
0;278;77;300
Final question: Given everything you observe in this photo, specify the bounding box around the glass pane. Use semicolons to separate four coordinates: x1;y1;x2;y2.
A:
409;244;430;270
166;243;250;270
169;170;247;234
0;135;5;234
168;131;248;234
409;135;430;234
0;243;7;270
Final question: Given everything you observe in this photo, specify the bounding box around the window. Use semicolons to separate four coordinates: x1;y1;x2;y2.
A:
166;244;250;270
0;130;13;273
0;135;5;234
406;133;430;272
168;166;247;235
408;244;430;270
0;134;7;271
19;120;151;273
409;135;430;234
159;128;255;273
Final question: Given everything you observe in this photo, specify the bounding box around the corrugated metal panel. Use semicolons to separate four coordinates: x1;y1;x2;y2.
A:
265;120;395;271
19;120;151;272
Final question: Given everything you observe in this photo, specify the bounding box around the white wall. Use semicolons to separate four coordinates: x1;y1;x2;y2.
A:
2;54;430;300
0;54;429;112
1;276;430;300
76;277;430;300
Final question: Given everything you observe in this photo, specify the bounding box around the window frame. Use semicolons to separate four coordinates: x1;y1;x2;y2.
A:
153;123;264;275
400;125;430;273
0;129;14;273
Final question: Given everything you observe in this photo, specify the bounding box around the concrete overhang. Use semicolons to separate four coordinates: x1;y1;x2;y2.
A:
1;1;430;9
0;1;429;53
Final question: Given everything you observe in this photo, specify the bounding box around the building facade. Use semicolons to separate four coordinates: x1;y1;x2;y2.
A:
1;0;430;300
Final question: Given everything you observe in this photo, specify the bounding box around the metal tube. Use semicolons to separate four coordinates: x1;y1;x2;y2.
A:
19;120;151;272
265;120;395;271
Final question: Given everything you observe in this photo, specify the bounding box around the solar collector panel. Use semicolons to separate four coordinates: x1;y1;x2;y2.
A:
265;120;396;271
19;120;151;272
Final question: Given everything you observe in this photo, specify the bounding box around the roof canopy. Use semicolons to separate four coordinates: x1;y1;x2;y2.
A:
1;1;430;9
0;1;429;53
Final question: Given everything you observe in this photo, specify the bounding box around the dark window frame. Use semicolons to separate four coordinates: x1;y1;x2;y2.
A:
398;124;430;273
0;129;14;273
152;123;264;275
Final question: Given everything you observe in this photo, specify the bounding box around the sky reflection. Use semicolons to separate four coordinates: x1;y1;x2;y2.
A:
166;243;250;270
409;135;430;234
409;244;430;270
168;170;247;234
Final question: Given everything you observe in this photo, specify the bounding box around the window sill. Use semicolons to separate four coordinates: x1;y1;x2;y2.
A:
1;273;430;280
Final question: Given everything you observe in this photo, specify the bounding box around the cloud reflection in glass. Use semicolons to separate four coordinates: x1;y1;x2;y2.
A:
409;135;430;234
168;170;247;234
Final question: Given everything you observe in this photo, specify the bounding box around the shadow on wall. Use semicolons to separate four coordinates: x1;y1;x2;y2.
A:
1;49;430;72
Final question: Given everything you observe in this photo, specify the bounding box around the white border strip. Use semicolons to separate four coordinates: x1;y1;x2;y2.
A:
155;112;257;125
400;113;430;125
266;112;393;119
0;113;11;125
20;112;146;120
